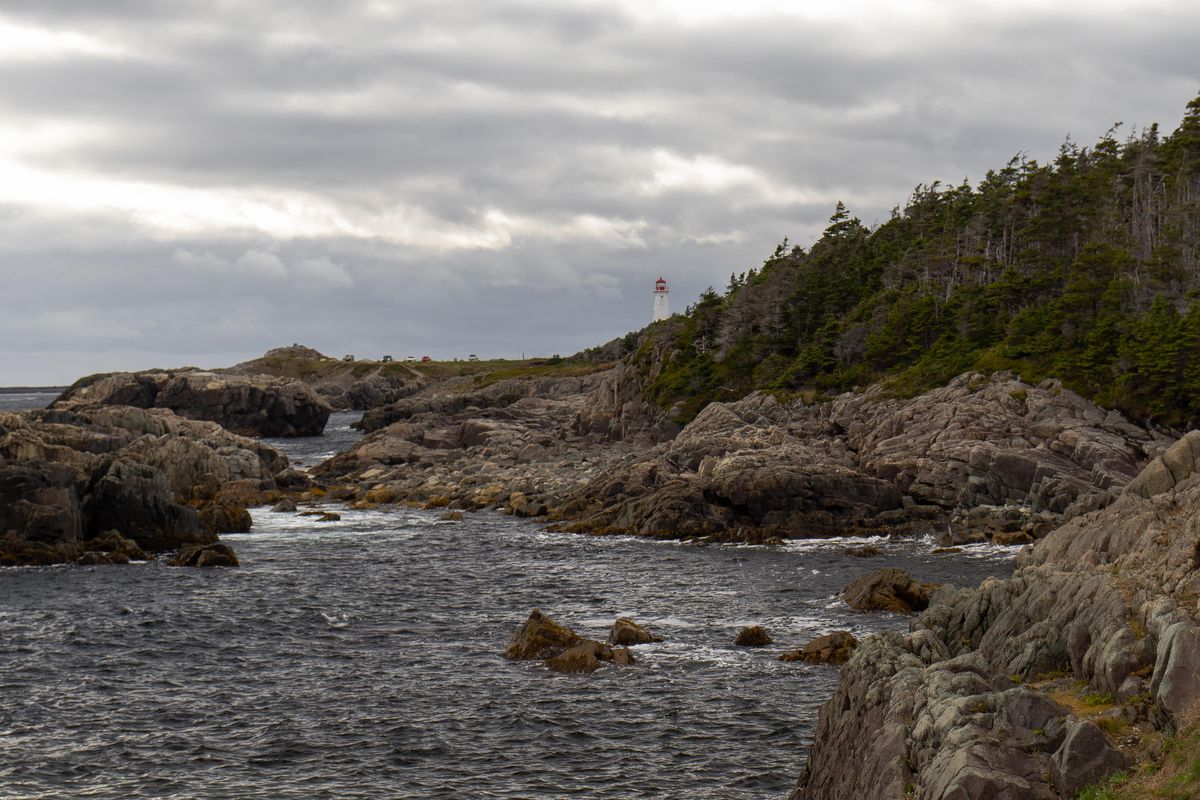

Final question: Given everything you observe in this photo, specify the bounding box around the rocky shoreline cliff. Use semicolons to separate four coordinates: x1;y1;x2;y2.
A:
0;403;294;566
794;433;1200;798
54;367;331;437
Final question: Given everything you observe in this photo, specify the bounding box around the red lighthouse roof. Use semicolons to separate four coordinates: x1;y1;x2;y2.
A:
654;276;668;292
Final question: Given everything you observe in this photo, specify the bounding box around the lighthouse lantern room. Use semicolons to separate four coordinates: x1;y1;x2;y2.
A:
652;276;670;322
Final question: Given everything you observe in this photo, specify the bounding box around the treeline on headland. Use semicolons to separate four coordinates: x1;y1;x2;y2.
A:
620;94;1200;427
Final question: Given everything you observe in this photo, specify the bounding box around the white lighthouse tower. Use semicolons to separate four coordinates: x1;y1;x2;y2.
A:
652;276;670;322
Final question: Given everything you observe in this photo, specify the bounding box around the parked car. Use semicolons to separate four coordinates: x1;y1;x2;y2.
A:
421;355;432;363
468;354;479;362
381;355;393;363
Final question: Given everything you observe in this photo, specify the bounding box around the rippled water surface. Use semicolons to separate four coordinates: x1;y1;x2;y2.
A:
0;391;57;413
1;414;1016;799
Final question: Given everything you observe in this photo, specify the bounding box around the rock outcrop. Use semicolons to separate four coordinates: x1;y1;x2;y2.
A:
312;370;1170;545
357;372;610;433
310;370;623;516
792;430;1200;799
169;542;240;568
779;632;858;665
735;625;774;647
608;618;662;646
843;568;940;613
0;405;287;565
505;608;583;660
572;333;681;444
832;373;1170;542
549;373;1169;542
54;369;331;437
224;345;429;410
505;609;635;674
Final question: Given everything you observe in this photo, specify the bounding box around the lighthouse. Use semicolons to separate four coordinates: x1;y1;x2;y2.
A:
652;276;670;322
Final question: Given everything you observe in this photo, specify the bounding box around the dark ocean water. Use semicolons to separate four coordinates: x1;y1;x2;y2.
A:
0;391;58;413
0;410;1015;799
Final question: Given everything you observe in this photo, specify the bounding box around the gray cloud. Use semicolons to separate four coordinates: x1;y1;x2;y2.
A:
0;1;1196;384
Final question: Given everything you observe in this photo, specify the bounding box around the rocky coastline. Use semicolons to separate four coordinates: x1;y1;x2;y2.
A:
310;366;1171;550
6;343;1199;796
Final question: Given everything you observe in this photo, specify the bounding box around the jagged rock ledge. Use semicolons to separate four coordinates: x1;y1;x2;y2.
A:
313;370;1170;545
791;431;1200;799
0;404;291;566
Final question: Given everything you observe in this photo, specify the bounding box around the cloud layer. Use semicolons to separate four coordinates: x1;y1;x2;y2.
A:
0;1;1196;383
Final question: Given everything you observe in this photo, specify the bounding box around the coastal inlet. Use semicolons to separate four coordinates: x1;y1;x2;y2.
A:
0;493;1012;799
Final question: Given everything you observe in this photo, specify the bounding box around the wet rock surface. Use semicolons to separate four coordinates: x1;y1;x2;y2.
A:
608;618;662;646
779;632;858;665
169;542;240;568
734;625;774;647
506;610;636;673
842;568;940;613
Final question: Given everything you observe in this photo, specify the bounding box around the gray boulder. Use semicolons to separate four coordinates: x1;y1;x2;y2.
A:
1049;720;1128;798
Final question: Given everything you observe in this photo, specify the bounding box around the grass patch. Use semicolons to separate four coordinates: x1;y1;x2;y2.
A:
1077;710;1200;799
469;359;615;387
1047;682;1117;717
229;351;614;388
1078;772;1129;800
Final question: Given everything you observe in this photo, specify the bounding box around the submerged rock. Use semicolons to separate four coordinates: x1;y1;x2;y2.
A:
544;640;636;674
81;530;147;562
169;542;240;568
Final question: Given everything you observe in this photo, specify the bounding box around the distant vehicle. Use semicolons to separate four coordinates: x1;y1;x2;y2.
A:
467;354;479;362
381;355;393;363
421;355;432;363
405;356;417;362
342;354;355;362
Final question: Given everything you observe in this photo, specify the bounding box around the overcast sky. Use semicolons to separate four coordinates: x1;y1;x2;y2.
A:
0;1;1196;384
